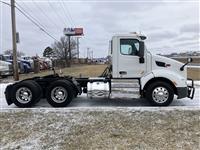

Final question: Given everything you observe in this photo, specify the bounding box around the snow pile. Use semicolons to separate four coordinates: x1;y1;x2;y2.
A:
187;65;200;69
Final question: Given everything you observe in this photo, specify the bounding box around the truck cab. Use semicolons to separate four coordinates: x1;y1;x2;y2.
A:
111;33;147;78
109;33;194;104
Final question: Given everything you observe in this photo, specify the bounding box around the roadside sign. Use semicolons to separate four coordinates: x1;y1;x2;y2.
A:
64;28;84;36
16;32;20;43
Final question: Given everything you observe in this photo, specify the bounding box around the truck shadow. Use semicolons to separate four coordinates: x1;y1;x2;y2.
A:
68;97;151;107
35;97;189;107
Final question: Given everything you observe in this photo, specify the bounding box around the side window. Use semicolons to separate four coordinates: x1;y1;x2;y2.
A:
120;39;139;56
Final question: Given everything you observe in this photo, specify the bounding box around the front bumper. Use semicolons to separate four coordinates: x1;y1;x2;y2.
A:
187;78;195;99
177;78;195;99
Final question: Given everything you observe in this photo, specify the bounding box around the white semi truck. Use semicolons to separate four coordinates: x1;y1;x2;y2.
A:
5;33;195;107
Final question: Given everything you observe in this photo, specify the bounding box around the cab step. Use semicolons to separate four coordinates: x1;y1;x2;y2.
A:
110;79;140;99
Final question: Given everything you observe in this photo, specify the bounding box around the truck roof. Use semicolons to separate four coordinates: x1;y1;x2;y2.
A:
113;33;147;40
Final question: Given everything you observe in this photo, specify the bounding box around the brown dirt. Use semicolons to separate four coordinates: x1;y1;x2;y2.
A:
9;64;107;81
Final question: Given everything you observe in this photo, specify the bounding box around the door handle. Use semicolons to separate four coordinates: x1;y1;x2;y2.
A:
119;71;127;75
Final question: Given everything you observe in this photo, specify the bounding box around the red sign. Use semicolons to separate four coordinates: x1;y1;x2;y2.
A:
75;28;83;35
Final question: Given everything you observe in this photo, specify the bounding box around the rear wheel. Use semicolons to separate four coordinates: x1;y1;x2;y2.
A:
146;82;174;106
46;80;74;107
11;80;42;107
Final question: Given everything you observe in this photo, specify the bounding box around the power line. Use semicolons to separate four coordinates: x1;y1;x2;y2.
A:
31;0;62;30
16;2;48;31
1;0;89;59
61;0;76;26
60;0;75;26
0;1;59;42
16;6;59;41
19;1;56;30
59;0;74;27
0;0;10;6
47;0;67;26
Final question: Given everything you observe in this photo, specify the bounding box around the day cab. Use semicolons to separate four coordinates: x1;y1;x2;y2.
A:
5;33;195;107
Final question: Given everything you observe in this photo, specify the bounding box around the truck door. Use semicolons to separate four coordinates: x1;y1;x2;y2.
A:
117;38;146;78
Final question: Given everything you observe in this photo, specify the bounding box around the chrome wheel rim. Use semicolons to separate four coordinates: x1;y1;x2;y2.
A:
16;87;32;104
51;86;68;103
152;87;169;103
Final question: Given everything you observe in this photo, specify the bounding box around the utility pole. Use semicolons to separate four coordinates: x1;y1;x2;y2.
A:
66;35;71;67
87;47;90;59
64;47;67;65
91;50;93;60
11;0;19;81
76;37;81;59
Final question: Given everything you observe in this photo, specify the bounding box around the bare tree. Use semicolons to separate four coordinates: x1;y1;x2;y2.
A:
52;36;77;60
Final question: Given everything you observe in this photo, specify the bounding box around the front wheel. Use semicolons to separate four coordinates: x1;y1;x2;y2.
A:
146;82;174;106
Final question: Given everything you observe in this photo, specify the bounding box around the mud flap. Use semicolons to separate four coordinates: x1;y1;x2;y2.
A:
4;84;13;105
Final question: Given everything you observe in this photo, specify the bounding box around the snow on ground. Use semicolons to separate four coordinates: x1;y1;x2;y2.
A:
1;108;199;149
0;81;199;108
187;65;200;69
0;81;199;149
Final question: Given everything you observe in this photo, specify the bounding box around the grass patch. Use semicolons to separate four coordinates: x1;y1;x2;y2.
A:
187;68;200;80
18;64;107;80
3;64;199;81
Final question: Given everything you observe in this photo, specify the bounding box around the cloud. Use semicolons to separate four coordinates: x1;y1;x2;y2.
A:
173;35;198;42
147;30;178;42
180;23;199;33
0;0;199;57
174;40;199;47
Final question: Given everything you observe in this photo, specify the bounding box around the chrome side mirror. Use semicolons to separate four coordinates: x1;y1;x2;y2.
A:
187;58;193;63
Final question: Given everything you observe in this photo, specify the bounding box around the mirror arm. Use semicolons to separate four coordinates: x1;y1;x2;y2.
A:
180;62;189;71
180;58;193;71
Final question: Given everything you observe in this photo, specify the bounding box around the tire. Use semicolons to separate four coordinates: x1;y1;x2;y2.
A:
11;80;42;108
74;91;78;98
31;81;43;104
146;81;174;106
46;80;74;107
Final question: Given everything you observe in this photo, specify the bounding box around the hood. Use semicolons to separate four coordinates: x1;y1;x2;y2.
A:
152;54;184;66
151;54;187;78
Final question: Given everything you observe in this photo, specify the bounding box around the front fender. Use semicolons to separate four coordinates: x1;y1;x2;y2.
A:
140;73;154;89
152;69;187;87
141;70;187;90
